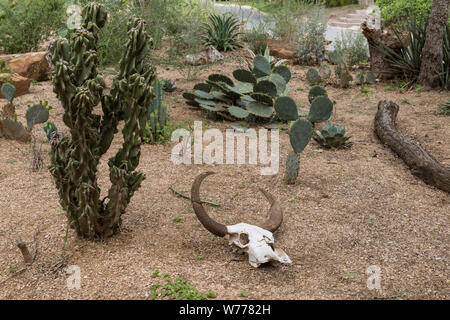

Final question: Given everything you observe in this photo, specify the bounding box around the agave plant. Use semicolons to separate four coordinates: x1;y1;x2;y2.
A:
201;13;243;52
314;122;351;149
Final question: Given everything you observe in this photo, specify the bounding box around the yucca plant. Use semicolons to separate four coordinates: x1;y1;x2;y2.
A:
375;19;450;87
201;13;242;52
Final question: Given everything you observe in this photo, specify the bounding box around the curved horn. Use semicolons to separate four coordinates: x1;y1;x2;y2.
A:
258;188;283;233
191;172;227;237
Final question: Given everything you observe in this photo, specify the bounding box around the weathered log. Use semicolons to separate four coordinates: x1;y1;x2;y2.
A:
374;100;450;193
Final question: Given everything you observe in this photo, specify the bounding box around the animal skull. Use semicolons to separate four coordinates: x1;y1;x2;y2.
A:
227;223;292;268
191;172;292;268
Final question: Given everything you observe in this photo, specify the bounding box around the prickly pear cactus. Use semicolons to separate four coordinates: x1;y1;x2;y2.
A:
273;91;333;184
26;104;49;130
306;68;321;85
284;152;299;185
49;3;156;239
0;118;31;142
183;55;291;122
1;83;15;102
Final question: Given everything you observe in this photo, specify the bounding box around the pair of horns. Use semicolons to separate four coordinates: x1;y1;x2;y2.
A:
190;172;283;237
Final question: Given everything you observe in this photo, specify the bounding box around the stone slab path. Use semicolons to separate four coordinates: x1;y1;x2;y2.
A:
212;2;370;50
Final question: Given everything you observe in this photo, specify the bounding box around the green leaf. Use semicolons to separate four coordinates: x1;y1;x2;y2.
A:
246;101;273;118
228;106;250;119
274;96;298;121
1;83;15;102
233;69;257;84
307;97;333;123
272;65;291;83
26;104;50;130
289;119;313;153
253;56;271;76
254;80;277;98
208;74;234;87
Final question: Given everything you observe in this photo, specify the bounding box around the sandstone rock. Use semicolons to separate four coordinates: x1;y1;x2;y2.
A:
0;73;31;99
205;45;224;63
267;40;297;60
184;45;225;66
0;52;50;81
184;53;208;66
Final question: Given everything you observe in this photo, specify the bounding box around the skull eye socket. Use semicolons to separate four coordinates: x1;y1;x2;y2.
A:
238;233;249;245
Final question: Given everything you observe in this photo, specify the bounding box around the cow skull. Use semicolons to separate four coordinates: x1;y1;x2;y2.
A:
191;172;292;268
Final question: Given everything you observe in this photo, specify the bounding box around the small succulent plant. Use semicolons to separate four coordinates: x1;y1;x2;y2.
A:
43;121;58;140
314;122;351;148
201;13;243;52
161;79;177;92
438;100;450;116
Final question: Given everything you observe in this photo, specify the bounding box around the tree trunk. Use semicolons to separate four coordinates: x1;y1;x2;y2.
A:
418;0;450;88
361;22;410;79
374;100;450;193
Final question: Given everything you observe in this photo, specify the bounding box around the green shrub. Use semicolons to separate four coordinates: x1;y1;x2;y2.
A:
0;0;66;54
295;5;328;65
76;0;212;66
376;0;434;27
333;31;369;67
375;19;450;88
271;0;313;42
243;23;270;55
325;0;358;7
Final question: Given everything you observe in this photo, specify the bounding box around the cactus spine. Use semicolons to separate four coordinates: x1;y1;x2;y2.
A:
49;3;155;239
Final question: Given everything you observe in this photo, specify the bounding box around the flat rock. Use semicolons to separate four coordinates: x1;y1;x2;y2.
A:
0;51;50;81
0;73;31;99
267;40;297;60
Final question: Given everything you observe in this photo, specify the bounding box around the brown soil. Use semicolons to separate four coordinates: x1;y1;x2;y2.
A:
0;47;449;300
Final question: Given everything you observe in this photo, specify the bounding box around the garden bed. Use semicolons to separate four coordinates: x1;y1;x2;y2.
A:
0;44;448;299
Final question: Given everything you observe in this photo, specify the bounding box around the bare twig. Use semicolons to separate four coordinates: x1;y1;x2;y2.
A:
0;228;39;286
169;186;220;207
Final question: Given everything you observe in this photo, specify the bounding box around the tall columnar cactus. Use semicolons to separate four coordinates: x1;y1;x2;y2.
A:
49;3;155;239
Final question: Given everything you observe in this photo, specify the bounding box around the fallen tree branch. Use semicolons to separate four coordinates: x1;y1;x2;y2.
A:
374;100;450;193
169;186;220;206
